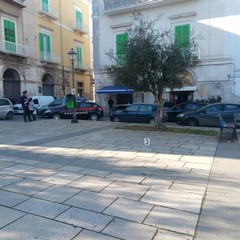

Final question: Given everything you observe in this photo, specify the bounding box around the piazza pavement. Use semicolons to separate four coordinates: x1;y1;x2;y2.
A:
0;116;239;240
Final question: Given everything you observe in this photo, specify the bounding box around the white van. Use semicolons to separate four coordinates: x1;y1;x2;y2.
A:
13;96;54;114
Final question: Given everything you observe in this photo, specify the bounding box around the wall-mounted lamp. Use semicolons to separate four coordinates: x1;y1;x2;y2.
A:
38;86;42;93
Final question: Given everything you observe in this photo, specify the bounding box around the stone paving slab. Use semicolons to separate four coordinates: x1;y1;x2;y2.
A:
15;198;70;219
0;174;22;188
56;207;113;231
0;189;29;207
103;218;157;240
103;198;153;222
144;206;198;236
65;190;117;212
154;229;193;240
73;229;119;240
3;179;52;196
101;181;150;200
34;185;81;203
0;214;81;240
68;175;113;192
0;206;25;228
141;187;203;214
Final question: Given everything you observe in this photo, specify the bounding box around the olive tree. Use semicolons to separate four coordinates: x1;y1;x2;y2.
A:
106;15;199;128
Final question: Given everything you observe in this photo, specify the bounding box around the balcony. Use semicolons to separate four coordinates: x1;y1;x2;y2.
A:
72;22;89;35
40;51;60;64
0;40;29;57
5;0;26;8
75;63;90;72
36;1;59;21
103;0;195;15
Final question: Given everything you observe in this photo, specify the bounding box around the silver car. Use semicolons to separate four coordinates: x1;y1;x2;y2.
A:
0;98;14;120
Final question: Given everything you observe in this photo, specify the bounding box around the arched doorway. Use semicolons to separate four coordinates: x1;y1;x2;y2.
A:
3;68;21;101
42;74;54;96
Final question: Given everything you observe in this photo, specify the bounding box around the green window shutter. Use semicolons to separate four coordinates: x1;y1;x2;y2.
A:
175;24;190;49
76;47;82;68
75;10;83;28
116;33;128;65
39;33;51;61
42;0;49;12
4;19;16;52
46;35;51;61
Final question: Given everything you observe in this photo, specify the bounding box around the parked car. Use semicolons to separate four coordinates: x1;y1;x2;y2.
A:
110;103;167;124
43;101;104;120
37;96;86;116
0;97;14;120
176;103;240;127
13;96;54;114
165;102;207;122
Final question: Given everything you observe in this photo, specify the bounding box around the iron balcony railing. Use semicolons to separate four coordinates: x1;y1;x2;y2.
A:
39;51;60;64
72;22;89;34
104;0;144;11
103;0;191;13
0;40;29;57
36;1;59;20
6;0;26;8
75;63;90;71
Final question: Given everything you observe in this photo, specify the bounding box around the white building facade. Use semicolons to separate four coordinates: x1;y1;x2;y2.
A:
92;0;240;110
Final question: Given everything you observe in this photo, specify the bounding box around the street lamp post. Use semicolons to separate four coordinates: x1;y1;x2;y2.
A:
68;48;78;123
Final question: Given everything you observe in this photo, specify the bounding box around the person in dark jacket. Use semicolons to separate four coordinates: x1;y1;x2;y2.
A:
20;90;31;122
108;97;114;115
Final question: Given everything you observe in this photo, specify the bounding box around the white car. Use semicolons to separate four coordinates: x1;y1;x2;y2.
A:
13;96;54;114
0;98;14;120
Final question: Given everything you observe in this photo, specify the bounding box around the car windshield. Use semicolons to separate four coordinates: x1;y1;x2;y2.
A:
49;98;63;106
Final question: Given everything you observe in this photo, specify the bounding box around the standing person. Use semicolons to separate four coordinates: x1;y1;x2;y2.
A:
20;90;31;122
108;97;114;115
28;98;36;121
217;95;222;102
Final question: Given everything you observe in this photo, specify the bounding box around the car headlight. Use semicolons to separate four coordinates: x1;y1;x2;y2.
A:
177;113;185;117
44;110;51;113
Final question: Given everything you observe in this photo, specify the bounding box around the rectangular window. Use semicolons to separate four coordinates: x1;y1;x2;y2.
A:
175;24;190;49
76;46;82;68
116;32;128;65
75;10;83;29
39;32;51;61
41;0;49;13
77;82;84;97
4;19;16;52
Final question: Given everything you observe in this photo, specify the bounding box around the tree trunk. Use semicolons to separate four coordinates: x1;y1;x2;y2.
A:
153;90;165;129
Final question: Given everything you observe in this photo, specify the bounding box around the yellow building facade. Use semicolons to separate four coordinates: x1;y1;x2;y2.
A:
0;0;93;100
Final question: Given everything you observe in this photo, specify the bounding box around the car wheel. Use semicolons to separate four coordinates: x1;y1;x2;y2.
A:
186;118;198;126
6;112;14;120
52;113;61;120
149;118;155;125
90;114;99;121
113;117;120;122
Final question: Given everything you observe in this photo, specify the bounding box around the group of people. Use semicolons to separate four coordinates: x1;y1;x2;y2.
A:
20;90;36;122
209;95;222;103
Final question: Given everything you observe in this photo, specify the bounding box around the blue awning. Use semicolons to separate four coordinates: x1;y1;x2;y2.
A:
96;85;134;94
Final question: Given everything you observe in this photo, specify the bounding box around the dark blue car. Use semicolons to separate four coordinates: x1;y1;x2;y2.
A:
109;103;167;124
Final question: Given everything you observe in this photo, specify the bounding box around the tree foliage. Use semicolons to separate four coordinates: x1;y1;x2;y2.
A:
106;14;199;128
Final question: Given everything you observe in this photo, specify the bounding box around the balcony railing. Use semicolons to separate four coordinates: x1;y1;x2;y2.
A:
72;22;89;35
36;1;59;21
103;0;193;15
75;63;90;72
6;0;26;8
40;51;60;64
0;40;29;57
